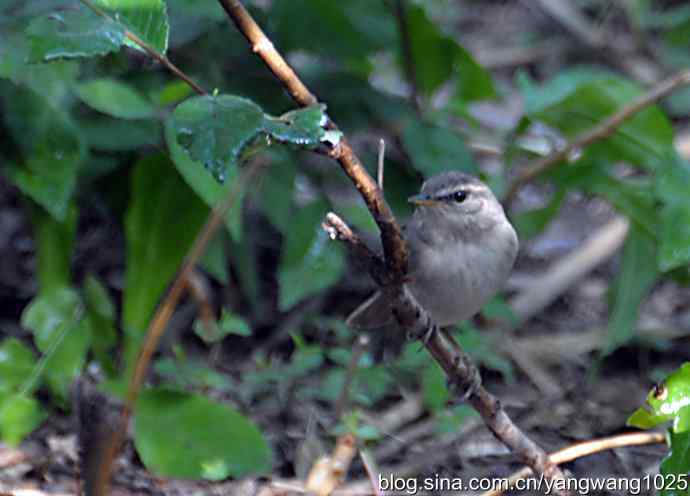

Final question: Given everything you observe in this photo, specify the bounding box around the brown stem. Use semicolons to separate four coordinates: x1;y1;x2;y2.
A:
481;431;666;496
506;69;690;202
79;0;206;96
216;0;408;279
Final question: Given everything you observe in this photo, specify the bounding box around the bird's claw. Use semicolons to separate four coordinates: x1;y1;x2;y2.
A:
446;366;482;403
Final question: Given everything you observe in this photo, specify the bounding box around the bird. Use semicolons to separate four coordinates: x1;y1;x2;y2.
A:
347;171;518;329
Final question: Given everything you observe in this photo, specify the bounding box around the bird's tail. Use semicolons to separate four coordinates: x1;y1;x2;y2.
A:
346;290;394;329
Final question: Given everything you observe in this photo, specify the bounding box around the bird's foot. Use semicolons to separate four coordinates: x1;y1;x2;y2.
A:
446;363;482;402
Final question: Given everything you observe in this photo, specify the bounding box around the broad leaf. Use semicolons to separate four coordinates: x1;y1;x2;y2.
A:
0;393;46;447
95;0;169;54
134;388;271;479
660;431;690;496
402;117;476;176
76;78;156;119
656;155;690;272
0;339;36;392
26;8;125;62
123;154;208;334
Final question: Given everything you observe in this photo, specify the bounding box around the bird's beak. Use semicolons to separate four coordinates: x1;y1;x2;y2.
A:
407;193;436;206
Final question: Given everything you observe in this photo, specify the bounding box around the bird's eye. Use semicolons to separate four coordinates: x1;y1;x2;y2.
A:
452;190;468;203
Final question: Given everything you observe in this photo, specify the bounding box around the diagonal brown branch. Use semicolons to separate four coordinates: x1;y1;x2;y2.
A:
217;0;569;491
505;69;690;202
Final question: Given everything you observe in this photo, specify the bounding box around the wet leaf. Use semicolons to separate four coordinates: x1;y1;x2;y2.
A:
95;0;169;54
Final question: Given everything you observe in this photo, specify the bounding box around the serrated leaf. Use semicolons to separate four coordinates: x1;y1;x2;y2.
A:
123;154;208;335
95;0;169;54
0;393;46;447
134;388;271;479
605;225;659;354
164;119;244;239
21;287;90;400
172;95;265;183
26;8;125;62
76;78;156;119
0;83;86;221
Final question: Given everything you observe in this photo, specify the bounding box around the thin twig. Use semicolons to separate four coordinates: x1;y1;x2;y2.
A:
506;69;690;202
92;161;264;496
481;431;666;496
79;0;206;96
217;0;408;280
377;139;386;190
218;1;569;491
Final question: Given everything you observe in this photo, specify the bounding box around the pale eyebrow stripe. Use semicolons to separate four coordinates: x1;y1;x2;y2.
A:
434;183;484;198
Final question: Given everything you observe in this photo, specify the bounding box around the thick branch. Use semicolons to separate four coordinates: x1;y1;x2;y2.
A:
506;69;690;202
217;0;408;279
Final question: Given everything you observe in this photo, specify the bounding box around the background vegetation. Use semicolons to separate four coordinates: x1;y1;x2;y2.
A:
1;0;690;494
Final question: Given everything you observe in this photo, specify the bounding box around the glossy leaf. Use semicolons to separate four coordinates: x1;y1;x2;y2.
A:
263;105;328;147
134;388;271;479
20;287;90;400
76;78;156;119
95;0;169;54
172;95;265;183
1;83;86;221
123;154;208;334
660;431;690;496
628;363;690;432
0;339;36;392
164;119;243;239
605;225;659;354
0;393;46;447
26;8;125;62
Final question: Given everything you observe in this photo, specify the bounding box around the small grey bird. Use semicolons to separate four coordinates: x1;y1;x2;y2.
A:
347;171;518;329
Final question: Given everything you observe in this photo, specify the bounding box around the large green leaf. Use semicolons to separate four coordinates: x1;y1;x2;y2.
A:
171;94;332;183
656;155;690;272
0;83;86;221
20;287;91;400
29;202;78;295
604;225;659;354
0;339;36;393
401;117;476;176
26;7;126;62
80;116;161;151
405;5;494;101
134;388;271;479
0;393;46;447
123;154;209;334
76;78;157;119
660;431;690;496
520;71;674;170
95;0;169;54
278;200;345;310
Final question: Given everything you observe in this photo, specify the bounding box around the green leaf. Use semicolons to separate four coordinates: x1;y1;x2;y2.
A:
29;202;78;295
628;363;690;433
26;8;125;62
200;232;229;284
521;72;674;170
263;105;329;147
76;78;156;119
0;339;36;392
134;388;272;479
656;155;690;272
401;118;476;176
0;83;86;221
95;0;169;54
604;225;659;354
0;393;46;447
21;288;90;400
254;151;296;231
171;95;265;183
83;276;117;376
405;5;494;100
660;431;690;496
194;309;251;344
123;154;208;334
278;200;345;309
80;116;161;151
164;119;243;239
